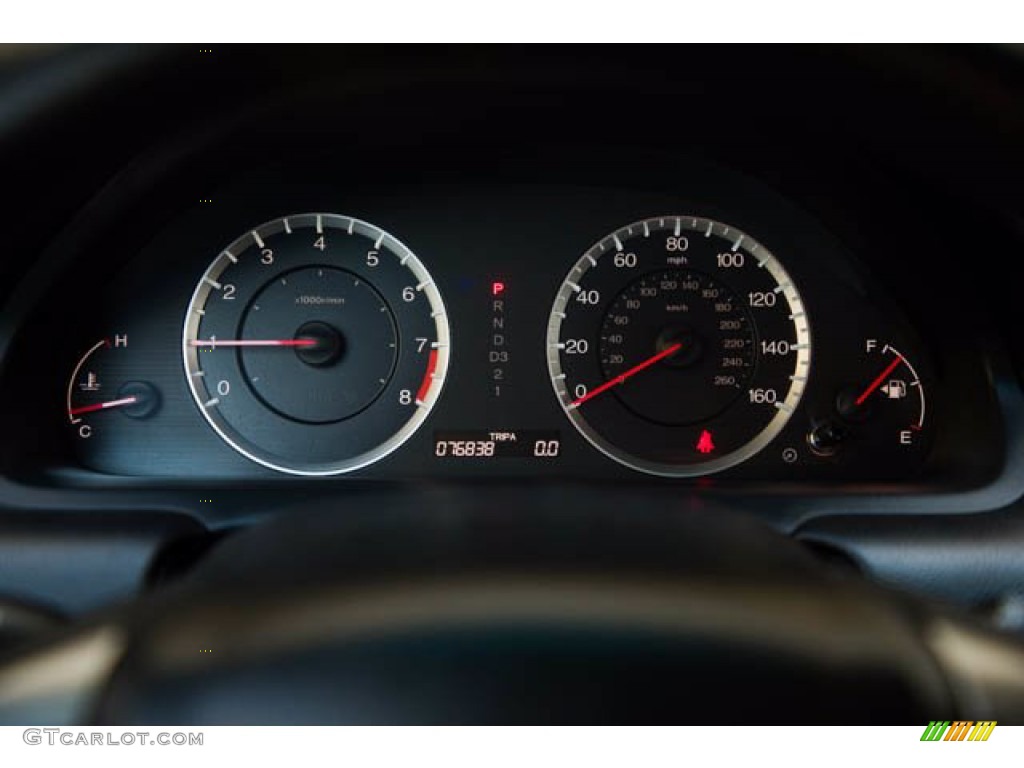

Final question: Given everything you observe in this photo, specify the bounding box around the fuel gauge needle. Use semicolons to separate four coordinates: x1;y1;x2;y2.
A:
854;354;906;406
69;396;138;417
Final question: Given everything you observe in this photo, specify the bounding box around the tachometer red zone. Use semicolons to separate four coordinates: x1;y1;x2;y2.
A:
416;349;439;403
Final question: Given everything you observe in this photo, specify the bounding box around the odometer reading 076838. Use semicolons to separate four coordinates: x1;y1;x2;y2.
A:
547;216;810;477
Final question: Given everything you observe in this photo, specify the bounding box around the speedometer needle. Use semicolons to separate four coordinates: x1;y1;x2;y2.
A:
189;339;318;348
853;354;905;406
570;342;682;408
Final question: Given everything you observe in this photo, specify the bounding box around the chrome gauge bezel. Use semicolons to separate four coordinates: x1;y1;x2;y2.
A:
182;213;450;476
546;215;811;477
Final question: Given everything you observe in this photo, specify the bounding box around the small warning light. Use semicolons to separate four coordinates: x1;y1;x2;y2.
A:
696;430;715;454
492;281;506;296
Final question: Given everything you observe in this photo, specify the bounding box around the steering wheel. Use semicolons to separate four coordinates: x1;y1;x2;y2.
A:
2;498;1024;724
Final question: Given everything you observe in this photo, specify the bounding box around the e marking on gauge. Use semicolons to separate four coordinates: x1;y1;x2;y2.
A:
814;339;928;456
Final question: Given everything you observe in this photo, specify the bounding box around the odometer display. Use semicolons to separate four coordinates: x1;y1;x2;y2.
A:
547;216;810;476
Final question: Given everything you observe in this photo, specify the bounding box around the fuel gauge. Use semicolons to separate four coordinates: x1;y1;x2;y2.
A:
809;339;927;458
66;334;160;440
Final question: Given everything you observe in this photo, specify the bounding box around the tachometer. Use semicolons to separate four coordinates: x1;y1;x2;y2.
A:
547;216;810;476
183;213;449;476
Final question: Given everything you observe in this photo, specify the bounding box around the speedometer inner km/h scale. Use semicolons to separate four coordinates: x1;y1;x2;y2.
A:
547;216;810;477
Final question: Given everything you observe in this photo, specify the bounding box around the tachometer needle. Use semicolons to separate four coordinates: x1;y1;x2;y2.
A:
571;342;682;408
69;396;138;416
189;339;318;348
853;354;905;406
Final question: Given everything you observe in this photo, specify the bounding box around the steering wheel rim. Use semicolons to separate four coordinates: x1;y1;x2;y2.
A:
86;502;959;724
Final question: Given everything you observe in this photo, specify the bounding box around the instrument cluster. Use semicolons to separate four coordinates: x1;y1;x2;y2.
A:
0;149;1006;491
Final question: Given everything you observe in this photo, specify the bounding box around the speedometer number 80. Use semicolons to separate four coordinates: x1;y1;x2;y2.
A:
546;216;810;477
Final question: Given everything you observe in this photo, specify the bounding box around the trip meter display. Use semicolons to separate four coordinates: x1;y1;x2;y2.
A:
434;430;561;459
547;216;810;477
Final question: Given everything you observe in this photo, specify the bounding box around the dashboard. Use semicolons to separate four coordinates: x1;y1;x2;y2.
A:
4;171;971;481
0;44;1023;611
2;44;1024;725
0;62;1013;495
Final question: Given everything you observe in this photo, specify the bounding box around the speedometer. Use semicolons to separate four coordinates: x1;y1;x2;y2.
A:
547;216;810;477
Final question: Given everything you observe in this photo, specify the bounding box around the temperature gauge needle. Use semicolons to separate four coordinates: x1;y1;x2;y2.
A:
854;354;906;406
69;396;138;417
189;339;318;348
571;342;682;408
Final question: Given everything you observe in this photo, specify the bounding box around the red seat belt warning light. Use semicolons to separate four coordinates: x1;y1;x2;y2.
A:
696;430;715;454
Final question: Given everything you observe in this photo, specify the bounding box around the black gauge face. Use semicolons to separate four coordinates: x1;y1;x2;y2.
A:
183;214;450;476
547;216;811;477
832;340;927;452
599;269;756;426
66;334;161;440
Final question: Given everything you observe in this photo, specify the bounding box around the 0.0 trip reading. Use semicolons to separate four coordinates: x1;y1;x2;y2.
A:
433;430;562;459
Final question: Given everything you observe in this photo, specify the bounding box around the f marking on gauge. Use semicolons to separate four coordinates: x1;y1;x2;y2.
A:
182;214;450;476
547;215;811;477
808;338;928;457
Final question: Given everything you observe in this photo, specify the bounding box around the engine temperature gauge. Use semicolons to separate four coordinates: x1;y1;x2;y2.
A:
809;339;926;456
66;334;160;440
